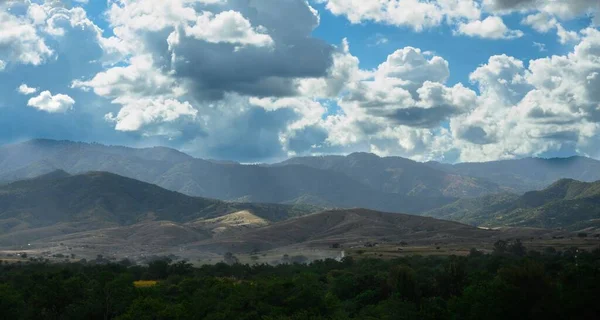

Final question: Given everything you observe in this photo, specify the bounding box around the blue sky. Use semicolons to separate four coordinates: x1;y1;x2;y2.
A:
1;0;600;163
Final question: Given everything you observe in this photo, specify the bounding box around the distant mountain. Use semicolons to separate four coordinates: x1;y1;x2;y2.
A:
426;179;600;231
3;140;600;215
0;171;318;246
0;140;455;214
428;156;600;192
276;152;503;198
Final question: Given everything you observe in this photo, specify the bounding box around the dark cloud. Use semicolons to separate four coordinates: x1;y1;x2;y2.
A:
485;0;537;11
156;0;335;100
456;126;496;145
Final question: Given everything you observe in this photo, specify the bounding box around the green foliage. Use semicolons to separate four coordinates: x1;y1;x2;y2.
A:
1;250;600;319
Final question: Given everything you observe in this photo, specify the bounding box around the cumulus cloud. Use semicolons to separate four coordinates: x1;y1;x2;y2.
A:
315;0;481;31
522;12;557;33
522;13;581;45
105;97;197;132
27;91;75;113
457;16;524;39
450;28;600;161
3;0;600;163
485;0;599;21
72;55;182;98
17;84;37;95
0;9;53;67
102;0;333;102
184;10;274;48
556;24;580;44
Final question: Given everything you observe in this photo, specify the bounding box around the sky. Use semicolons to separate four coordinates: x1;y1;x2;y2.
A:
1;0;600;163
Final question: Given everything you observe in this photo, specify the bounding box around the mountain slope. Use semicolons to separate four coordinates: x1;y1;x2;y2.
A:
426;179;600;230
277;152;503;198
428;156;600;192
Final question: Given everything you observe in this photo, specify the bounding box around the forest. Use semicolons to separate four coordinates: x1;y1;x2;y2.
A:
1;242;600;320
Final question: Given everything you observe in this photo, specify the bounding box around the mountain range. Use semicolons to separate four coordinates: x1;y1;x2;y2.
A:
3;139;600;215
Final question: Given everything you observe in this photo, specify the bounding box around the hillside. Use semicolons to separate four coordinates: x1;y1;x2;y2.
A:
191;208;501;253
426;179;600;230
188;211;271;236
277;152;503;198
0;171;318;246
428;156;600;192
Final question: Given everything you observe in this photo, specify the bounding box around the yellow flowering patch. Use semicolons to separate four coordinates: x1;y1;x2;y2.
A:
134;280;158;288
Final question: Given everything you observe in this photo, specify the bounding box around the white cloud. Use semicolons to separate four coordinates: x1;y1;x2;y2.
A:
485;0;599;21
315;0;481;31
17;84;37;95
184;11;274;48
0;9;53;67
72;55;182;98
457;16;524;39
522;12;557;33
0;60;5;71
27;91;75;113
105;97;197;132
556;24;580;44
522;13;581;45
450;28;600;161
533;42;546;52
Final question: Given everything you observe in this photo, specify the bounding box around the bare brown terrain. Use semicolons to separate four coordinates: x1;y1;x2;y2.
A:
1;208;587;265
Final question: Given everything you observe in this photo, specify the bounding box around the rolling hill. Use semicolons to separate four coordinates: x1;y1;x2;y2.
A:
0;171;319;246
426;179;600;231
190;208;504;254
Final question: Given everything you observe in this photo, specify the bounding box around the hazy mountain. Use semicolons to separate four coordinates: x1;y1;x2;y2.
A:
426;179;600;231
277;152;504;198
4;140;600;215
428;156;600;192
0;140;455;214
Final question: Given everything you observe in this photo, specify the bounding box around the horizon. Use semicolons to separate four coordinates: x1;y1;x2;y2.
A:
1;137;594;165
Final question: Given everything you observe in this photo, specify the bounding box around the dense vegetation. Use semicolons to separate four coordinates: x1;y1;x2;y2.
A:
2;245;600;319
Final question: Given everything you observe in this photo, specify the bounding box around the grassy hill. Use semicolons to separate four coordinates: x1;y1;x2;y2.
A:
425;179;600;230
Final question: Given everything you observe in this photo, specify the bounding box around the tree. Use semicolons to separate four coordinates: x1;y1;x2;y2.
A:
493;240;508;255
508;239;526;257
388;265;419;302
224;252;239;265
468;248;484;258
0;284;24;320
